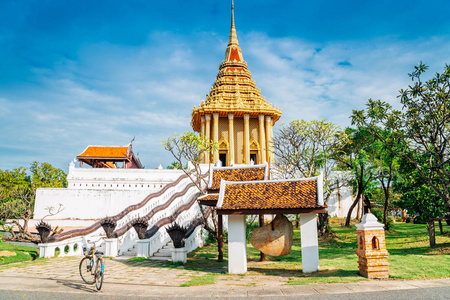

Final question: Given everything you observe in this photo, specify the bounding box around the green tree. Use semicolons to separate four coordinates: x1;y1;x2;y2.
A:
162;132;218;239
336;127;377;227
272;119;349;234
352;62;450;219
394;154;447;223
0;162;66;241
166;161;183;170
30;161;67;189
372;129;400;230
162;132;218;193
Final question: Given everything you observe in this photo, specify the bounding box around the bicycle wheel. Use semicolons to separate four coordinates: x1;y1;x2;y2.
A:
79;257;95;284
95;262;104;291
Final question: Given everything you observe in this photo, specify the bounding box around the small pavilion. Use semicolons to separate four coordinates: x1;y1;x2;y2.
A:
216;175;325;274
77;143;142;169
198;163;269;260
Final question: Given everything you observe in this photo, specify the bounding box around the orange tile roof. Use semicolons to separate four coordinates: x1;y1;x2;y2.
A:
198;194;219;202
77;146;129;159
218;180;320;211
209;165;267;190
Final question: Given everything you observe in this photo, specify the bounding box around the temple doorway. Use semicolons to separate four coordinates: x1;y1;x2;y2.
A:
219;153;227;166
250;152;257;164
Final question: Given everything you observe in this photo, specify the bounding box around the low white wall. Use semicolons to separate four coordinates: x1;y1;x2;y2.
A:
34;188;158;220
34;164;185;220
327;185;361;218
67;163;184;190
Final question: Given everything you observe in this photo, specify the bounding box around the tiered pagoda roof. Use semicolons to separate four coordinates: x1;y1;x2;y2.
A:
191;2;282;132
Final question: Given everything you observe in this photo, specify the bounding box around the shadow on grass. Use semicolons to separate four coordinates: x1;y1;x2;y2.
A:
246;266;298;277
113;250;228;274
293;269;360;279
387;243;450;255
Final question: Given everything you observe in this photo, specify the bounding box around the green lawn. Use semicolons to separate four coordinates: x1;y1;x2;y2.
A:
0;242;40;265
181;221;450;285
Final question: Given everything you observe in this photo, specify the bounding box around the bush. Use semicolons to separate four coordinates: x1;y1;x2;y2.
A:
371;208;383;222
246;221;260;242
370;208;394;231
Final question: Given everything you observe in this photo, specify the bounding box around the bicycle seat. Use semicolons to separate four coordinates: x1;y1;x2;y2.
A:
88;250;104;256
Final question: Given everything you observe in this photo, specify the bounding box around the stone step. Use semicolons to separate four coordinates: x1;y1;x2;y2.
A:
126;249;137;256
148;256;171;261
153;250;171;257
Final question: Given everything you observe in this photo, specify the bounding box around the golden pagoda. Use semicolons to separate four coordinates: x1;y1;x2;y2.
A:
191;1;282;166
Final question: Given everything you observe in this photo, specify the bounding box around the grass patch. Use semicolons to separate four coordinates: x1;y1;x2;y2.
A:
181;221;450;285
129;256;152;262
180;273;219;287
0;242;39;265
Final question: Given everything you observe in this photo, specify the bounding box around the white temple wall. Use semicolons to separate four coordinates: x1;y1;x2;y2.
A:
66;162;183;190
327;184;361;218
34;163;185;220
34;188;157;220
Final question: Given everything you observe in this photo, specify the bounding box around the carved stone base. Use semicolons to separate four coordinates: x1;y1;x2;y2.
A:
171;247;187;263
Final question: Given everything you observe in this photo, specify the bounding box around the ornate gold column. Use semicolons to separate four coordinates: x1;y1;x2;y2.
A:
258;114;266;163
200;117;205;163
244;114;250;164
265;116;273;163
213;113;219;164
228;114;234;165
205;114;211;163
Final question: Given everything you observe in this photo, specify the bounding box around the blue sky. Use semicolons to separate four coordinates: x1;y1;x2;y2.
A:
1;0;450;171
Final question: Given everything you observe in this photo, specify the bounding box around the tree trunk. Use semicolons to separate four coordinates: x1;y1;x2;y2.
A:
318;212;330;235
345;190;362;227
363;194;371;209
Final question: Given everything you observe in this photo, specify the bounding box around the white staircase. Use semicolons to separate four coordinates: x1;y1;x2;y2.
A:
149;241;173;261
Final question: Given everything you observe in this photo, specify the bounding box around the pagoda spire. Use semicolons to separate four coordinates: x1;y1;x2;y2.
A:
228;0;239;47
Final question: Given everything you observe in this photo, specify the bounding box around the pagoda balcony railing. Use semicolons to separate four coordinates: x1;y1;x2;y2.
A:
219;60;248;69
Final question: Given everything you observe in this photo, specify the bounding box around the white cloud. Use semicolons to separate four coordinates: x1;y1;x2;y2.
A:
2;30;450;171
241;33;450;128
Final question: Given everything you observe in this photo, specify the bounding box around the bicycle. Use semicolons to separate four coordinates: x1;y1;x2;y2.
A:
79;238;104;291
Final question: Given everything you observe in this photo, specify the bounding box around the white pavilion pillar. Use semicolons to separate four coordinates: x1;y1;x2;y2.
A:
228;215;247;274
300;213;319;273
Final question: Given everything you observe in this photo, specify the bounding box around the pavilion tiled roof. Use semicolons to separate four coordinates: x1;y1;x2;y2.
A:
217;178;324;212
208;164;267;191
198;194;219;202
77;145;129;159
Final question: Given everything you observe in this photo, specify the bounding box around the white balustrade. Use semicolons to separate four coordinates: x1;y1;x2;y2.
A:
38;173;209;259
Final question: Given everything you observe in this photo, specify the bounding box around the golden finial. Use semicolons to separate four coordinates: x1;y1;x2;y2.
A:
228;0;239;46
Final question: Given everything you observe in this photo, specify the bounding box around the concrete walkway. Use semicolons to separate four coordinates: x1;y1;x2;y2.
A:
0;257;448;298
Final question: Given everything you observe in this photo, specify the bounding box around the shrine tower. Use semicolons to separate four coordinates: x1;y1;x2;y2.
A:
191;1;282;166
